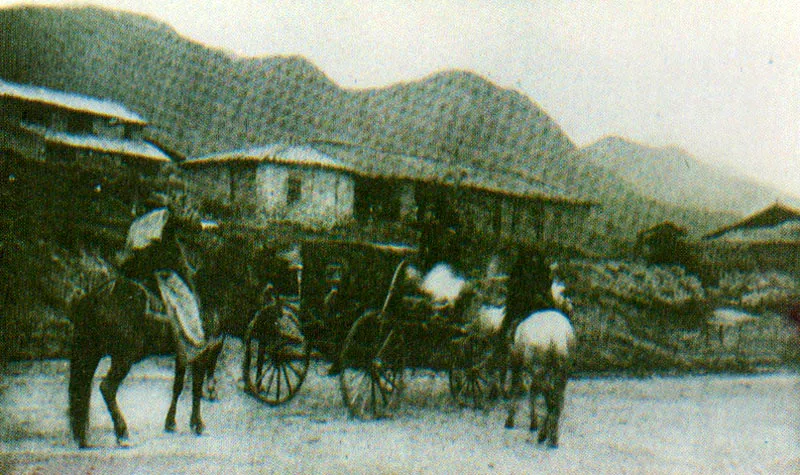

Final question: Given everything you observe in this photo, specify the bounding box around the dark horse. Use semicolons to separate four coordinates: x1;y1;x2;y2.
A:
192;239;299;400
68;277;221;448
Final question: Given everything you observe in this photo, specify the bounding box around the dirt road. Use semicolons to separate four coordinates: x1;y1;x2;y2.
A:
1;341;798;474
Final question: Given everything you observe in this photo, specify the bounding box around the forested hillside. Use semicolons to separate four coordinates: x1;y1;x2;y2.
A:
0;6;738;246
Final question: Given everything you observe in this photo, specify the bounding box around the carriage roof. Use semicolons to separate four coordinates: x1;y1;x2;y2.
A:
299;239;418;320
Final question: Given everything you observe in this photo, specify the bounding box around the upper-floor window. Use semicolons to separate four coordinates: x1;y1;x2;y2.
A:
287;172;302;205
9;101;47;125
122;123;143;140
67;113;93;134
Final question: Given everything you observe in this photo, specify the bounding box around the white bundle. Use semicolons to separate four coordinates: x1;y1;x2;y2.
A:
420;263;467;304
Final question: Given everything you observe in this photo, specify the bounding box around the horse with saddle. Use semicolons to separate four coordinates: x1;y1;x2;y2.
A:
68;206;221;448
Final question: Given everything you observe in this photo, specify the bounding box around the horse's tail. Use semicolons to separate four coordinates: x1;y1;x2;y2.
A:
68;293;102;447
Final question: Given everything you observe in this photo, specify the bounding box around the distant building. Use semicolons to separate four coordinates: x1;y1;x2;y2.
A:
181;140;592;253
702;203;800;275
704;203;800;242
0;78;170;173
636;221;689;265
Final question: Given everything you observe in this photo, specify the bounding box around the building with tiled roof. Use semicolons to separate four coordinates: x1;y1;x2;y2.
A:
704;203;800;242
0;78;170;167
181;140;592;248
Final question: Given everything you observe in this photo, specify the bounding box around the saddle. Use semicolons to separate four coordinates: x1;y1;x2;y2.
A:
140;270;206;353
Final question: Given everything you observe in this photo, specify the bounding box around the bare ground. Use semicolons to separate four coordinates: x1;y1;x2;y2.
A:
0;340;798;474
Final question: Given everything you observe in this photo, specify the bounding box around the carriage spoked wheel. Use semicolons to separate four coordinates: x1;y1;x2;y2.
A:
448;334;496;409
243;302;311;405
339;310;406;420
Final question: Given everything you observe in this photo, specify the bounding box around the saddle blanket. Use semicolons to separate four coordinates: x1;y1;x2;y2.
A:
155;270;205;348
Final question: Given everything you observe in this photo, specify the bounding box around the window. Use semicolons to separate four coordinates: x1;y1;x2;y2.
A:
287;172;302;205
492;197;503;234
354;177;401;221
67;113;93;134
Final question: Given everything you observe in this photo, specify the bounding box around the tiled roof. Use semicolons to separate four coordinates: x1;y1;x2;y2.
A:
186;143;349;171
20;122;170;162
0;78;147;125
184;141;588;205
709;220;800;243
704;203;800;239
314;141;584;204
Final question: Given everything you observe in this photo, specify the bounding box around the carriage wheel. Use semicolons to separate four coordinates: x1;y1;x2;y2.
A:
243;302;311;405
448;335;495;409
339;310;406;420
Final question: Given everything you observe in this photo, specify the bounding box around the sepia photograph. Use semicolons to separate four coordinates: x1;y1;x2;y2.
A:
0;1;797;473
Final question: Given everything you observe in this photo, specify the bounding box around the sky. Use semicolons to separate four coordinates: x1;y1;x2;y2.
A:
3;1;799;196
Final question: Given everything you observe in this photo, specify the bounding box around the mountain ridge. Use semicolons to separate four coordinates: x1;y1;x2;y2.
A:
582;136;799;216
0;5;752;245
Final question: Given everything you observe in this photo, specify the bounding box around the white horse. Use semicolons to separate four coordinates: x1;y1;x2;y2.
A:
470;279;573;337
504;309;575;448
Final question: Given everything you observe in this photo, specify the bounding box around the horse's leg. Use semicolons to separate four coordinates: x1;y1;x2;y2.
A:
204;339;225;401
68;349;102;448
165;351;187;433
539;370;567;448
504;362;522;429
190;361;205;435
490;342;507;400
99;356;134;444
528;373;540;432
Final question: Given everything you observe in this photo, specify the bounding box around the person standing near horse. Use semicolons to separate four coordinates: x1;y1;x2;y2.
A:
502;244;554;337
417;205;463;272
489;245;555;371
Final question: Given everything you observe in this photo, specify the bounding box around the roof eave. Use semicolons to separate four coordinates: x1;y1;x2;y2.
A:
1;93;148;126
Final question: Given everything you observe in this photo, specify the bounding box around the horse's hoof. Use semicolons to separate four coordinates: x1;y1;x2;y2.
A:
504;419;515;429
164;420;176;433
191;422;205;436
206;388;218;401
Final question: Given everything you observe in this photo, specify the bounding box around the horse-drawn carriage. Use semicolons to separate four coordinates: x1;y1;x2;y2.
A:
69;211;572;447
238;238;500;418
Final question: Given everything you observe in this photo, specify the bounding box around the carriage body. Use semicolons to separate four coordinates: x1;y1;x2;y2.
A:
233;236;498;415
297;239;416;360
299;240;484;371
